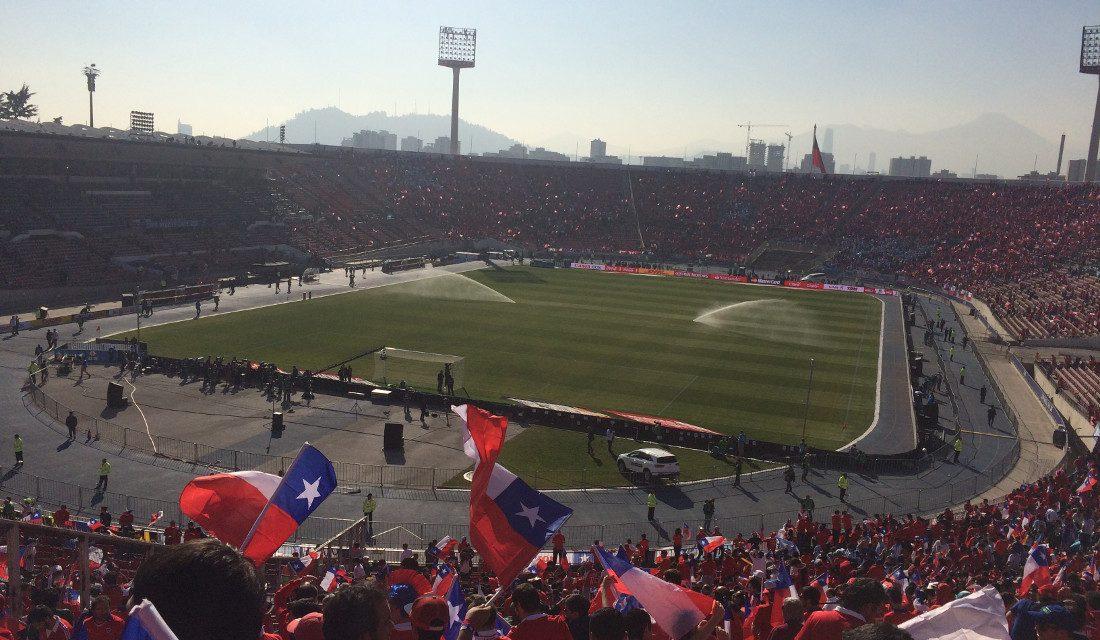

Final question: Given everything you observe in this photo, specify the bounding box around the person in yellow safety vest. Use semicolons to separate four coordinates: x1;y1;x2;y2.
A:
362;493;377;528
14;434;24;467
953;436;963;464
96;458;111;492
837;472;849;502
646;492;657;521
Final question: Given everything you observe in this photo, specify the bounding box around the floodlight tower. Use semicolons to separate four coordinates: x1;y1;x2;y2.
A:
438;26;476;156
1082;25;1100;182
82;64;101;127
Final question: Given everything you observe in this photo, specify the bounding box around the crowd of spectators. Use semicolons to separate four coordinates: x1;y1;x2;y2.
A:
2;133;1097;337
0;440;1098;639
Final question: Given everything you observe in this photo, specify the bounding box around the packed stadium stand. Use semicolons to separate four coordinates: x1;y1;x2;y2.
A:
1;129;1098;340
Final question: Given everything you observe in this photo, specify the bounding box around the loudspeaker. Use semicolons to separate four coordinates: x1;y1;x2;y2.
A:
106;381;126;408
383;422;404;450
271;412;284;438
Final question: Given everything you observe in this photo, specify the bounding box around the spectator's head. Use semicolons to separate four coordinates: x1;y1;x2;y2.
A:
589;607;625;640
837;579;888;623
511;583;542;618
322;582;390;640
287;612;325;640
800;586;822;613
128;539;263;640
781;597;804;626
25;605;53;633
663;569;682;585
90;595;112;621
841;623;915;640
409;594;449;639
623;608;652;640
1025;603;1084;640
563;594;589;621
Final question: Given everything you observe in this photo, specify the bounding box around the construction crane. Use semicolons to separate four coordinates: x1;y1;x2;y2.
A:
737;122;787;156
784;131;793;171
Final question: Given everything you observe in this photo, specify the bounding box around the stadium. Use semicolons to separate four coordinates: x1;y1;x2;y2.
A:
1;9;1099;640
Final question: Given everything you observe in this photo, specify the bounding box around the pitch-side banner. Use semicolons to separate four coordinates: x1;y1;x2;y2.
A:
568;263;897;296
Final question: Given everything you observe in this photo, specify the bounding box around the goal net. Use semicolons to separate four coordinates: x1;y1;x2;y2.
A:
371;347;465;393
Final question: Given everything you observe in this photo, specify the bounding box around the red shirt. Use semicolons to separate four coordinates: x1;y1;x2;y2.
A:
793;608;866;640
552;532;565;551
507;613;571;640
31;616;72;640
82;614;124;640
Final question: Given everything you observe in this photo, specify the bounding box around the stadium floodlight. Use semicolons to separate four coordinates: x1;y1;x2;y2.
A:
438;26;476;156
1082;26;1100;182
82;64;100;127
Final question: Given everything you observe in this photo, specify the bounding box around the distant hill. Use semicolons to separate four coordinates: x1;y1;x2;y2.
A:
245;107;520;154
788;114;1061;178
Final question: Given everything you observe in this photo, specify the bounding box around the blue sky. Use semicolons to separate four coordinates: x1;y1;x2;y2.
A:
6;1;1097;158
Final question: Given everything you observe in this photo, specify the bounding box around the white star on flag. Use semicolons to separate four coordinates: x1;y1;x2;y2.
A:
296;477;322;509
516;503;544;528
448;599;463;625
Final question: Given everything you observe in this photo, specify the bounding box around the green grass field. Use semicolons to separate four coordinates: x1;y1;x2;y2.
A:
126;266;881;449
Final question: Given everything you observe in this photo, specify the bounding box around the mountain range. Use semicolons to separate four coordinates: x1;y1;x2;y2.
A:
245;107;519;155
247;108;1070;178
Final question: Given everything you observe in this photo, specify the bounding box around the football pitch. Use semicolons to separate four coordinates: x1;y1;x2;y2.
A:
125;266;882;450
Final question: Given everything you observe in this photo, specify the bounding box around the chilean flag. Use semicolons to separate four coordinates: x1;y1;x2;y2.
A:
289;550;319;575
430;535;459;560
770;562;799;628
1077;472;1097;494
456;405;574;586
320;568;349;593
1018;544;1051;597
121;599;179;640
179;443;336;565
699;535;725;554
595;545;714;639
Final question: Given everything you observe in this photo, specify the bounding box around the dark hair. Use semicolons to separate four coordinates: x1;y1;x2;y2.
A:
564;594;589;616
1087;591;1100;611
589;607;625;640
623;608;652;640
288;598;324;619
663;569;682;584
512;583;542;614
323;582;387;640
294;582;321;601
129;539;263;640
27;605;52;626
838;578;888;611
841;622;915;640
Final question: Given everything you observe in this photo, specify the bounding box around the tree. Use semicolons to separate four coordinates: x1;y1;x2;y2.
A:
0;84;38;120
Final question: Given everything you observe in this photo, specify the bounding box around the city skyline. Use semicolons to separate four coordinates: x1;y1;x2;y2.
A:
5;1;1097;172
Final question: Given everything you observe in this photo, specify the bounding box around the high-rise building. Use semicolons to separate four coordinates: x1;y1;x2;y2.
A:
748;141;766;168
344;129;398;150
425;136;455;153
400;136;423;152
888;156;932;178
823;128;834;154
867;152;876;173
765;144;785;172
1068;159;1087;182
177;121;192;136
590;139;607;159
692;153;746;170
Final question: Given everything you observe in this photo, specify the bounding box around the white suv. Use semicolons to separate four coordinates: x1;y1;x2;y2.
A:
616;448;680;483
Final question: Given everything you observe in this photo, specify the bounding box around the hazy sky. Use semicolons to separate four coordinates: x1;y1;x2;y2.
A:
6;1;1098;158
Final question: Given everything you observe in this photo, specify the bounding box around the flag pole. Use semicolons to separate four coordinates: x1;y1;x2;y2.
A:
239;442;309;555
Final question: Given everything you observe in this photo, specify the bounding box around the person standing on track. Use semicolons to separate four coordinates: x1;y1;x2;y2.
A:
13;434;24;467
362;493;376;531
953;435;963;463
605;426;615;454
95;458;111;491
646;492;657;521
65;411;78;441
784;465;796;493
733;457;743;487
837;472;849;502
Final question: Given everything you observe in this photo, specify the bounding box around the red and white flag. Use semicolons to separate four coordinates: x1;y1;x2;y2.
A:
455;404;574;587
811;125;829;175
1017;545;1051;597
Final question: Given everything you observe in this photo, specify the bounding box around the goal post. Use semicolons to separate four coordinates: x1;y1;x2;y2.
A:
372;347;465;392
